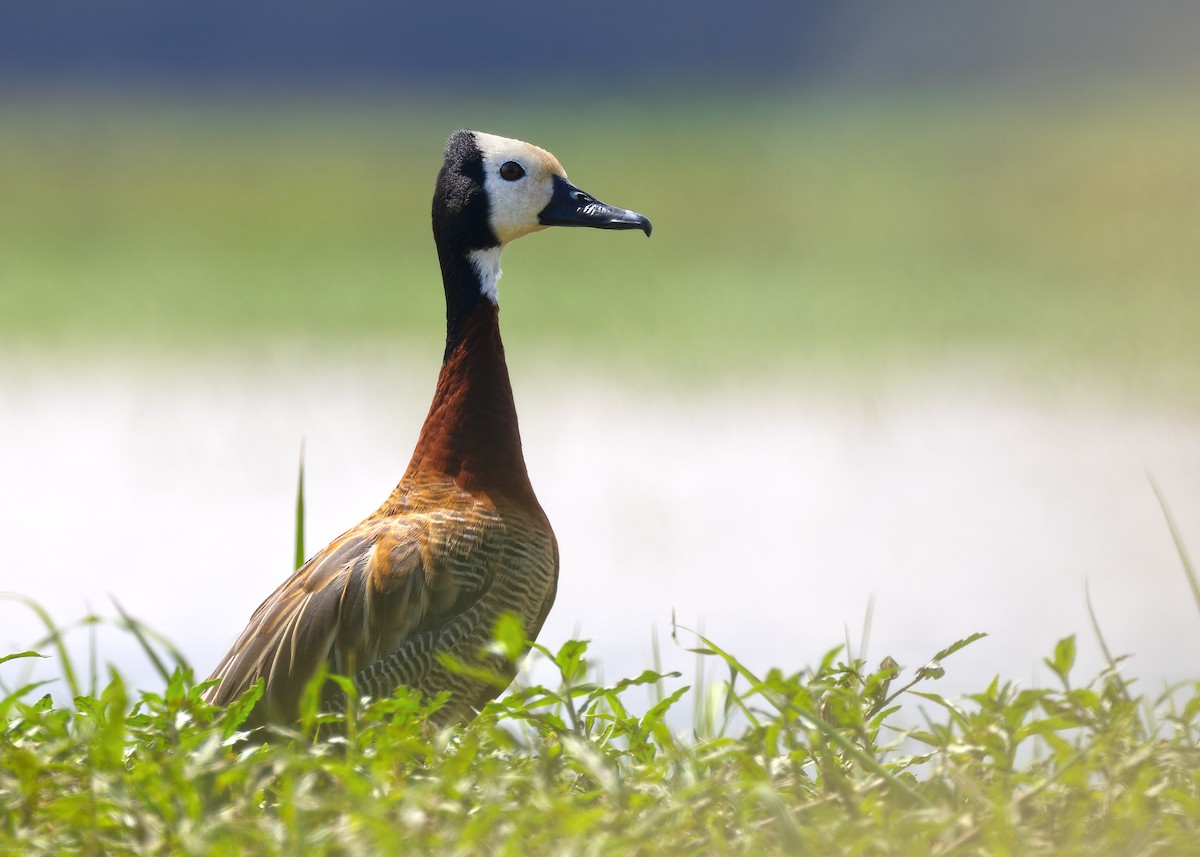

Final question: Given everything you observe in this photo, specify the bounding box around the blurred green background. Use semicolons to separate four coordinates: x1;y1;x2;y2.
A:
1;2;1198;397
3;95;1198;396
3;0;1200;705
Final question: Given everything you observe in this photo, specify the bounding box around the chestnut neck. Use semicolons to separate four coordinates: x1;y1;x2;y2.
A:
400;251;538;508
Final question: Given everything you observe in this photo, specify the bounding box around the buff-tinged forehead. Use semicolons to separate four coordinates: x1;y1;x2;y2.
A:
469;131;567;245
471;131;567;179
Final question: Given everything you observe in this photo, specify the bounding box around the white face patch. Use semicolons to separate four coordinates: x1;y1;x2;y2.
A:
468;246;503;305
472;131;567;246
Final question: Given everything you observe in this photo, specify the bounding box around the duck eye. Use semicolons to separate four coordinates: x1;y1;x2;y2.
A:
499;161;526;181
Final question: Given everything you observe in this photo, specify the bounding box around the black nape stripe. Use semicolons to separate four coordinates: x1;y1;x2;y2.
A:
433;131;496;257
433;131;500;358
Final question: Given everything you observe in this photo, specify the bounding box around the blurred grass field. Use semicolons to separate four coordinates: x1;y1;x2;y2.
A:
1;93;1197;393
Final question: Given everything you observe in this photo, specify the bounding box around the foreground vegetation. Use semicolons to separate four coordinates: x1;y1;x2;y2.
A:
2;614;1199;855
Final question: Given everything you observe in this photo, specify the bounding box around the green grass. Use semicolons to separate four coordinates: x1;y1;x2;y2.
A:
3;613;1200;855
1;93;1198;392
4;436;1199;853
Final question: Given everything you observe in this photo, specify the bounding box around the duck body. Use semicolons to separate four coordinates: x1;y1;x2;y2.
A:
203;130;649;727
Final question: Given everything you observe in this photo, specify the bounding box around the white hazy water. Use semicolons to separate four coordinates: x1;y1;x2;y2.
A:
2;355;1198;711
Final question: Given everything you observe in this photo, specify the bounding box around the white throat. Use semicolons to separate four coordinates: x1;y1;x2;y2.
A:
468;247;504;305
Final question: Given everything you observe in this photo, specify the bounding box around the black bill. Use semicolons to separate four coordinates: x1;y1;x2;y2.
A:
538;175;652;236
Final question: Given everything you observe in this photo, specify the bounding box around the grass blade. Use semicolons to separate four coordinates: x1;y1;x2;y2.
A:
295;438;307;570
1084;578;1131;702
0;594;80;698
1150;476;1200;619
111;597;172;685
860;592;876;662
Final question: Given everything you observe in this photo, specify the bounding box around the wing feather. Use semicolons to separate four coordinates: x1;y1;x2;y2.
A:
203;515;476;722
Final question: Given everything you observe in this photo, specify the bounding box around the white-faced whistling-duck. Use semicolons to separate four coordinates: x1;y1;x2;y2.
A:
202;130;652;729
